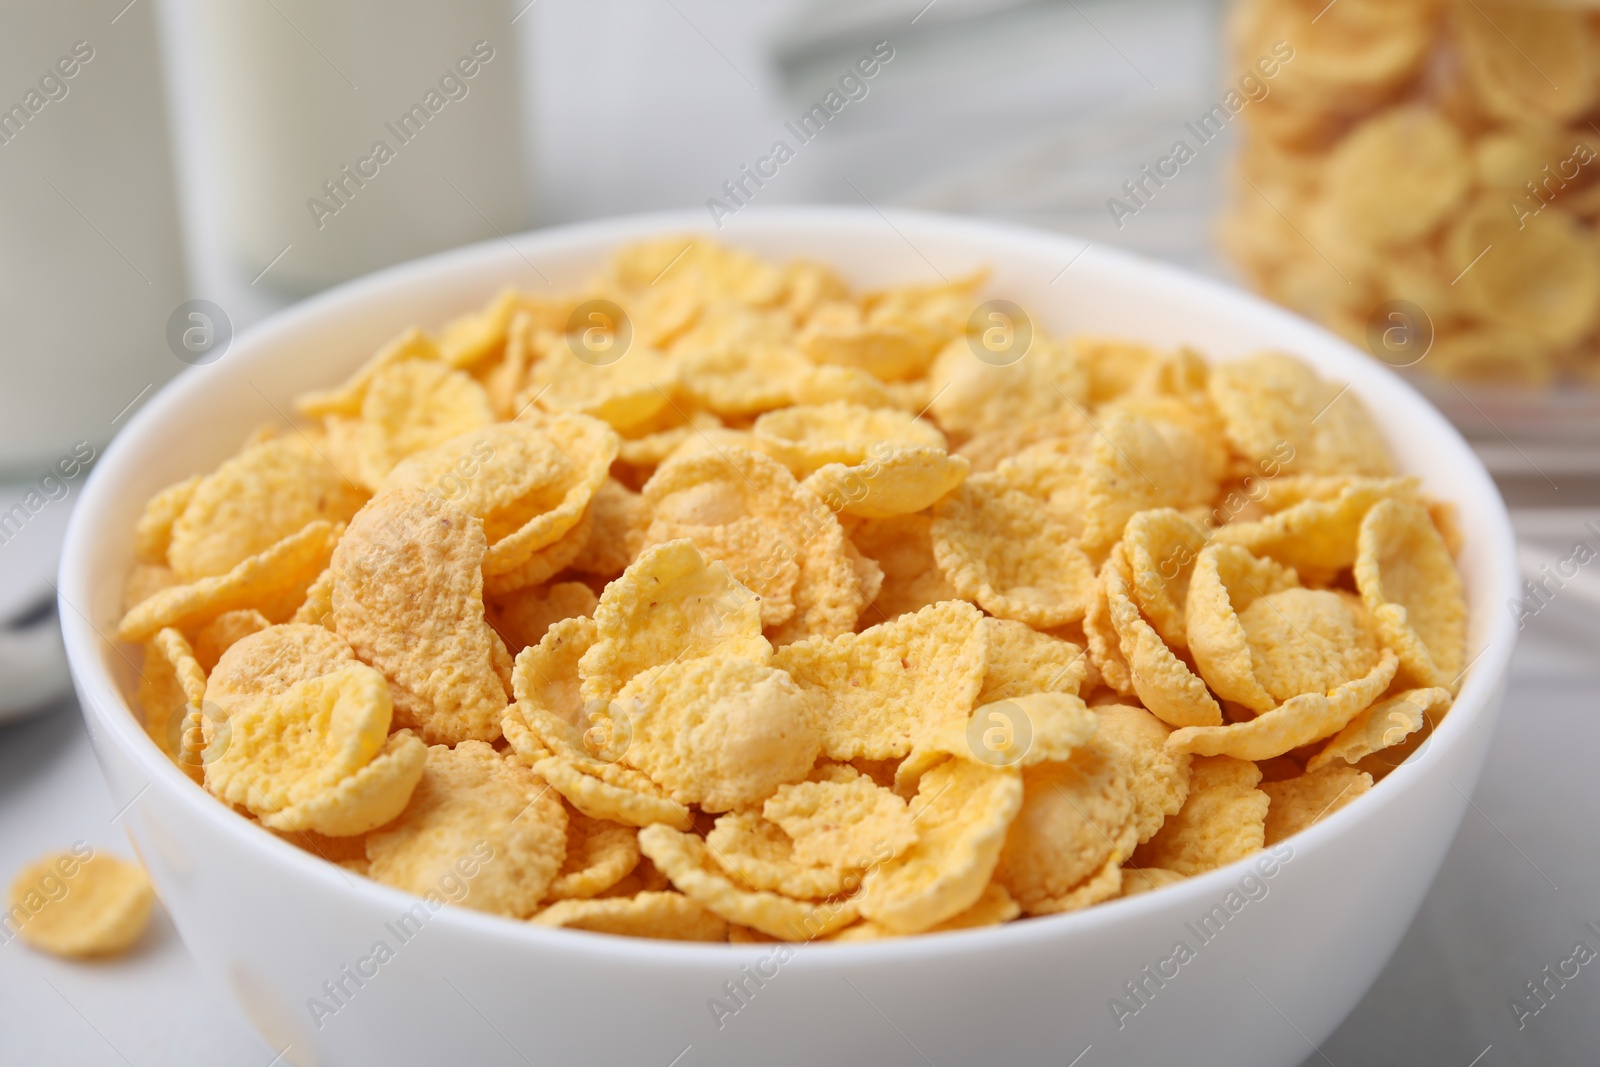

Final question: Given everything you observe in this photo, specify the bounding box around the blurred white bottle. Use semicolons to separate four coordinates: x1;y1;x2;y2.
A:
0;0;189;475
174;0;534;295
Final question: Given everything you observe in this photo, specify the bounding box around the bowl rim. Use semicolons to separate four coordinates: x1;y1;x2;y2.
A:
58;205;1521;966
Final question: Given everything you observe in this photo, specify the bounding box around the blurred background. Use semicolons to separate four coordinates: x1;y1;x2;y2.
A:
4;1;1600;1063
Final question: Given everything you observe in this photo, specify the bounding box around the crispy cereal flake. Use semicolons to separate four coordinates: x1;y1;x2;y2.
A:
1168;649;1397;761
168;435;366;582
1132;756;1266;877
204;662;426;836
705;811;857;899
860;757;1022;933
933;473;1096;627
1103;546;1223;728
1262;764;1373;846
763;770;917;871
331;489;510;745
118;520;342;642
773;600;986;762
616;656;820;812
1355;498;1468;691
639;825;859;940
1307;686;1450;773
580;539;769;704
996;741;1135;915
533;892;729;941
366;741;566;917
7;851;155;958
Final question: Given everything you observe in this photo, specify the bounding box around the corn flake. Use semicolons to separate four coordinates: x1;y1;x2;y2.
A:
615;407;724;472
381;415;616;578
521;334;678;434
1187;544;1380;711
580;539;768;705
978;617;1090;703
932;473;1095;628
488;580;598;655
133;475;201;565
506;616;593;745
763;770;917;871
1081;414;1220;551
773;600;986;762
534;756;694;831
356;360;494;488
643;447;864;642
947;692;1099;771
860;757;1022;933
295;327;441;420
1355;498;1467;691
705;811;856;899
994;742;1133;917
437;287;522;369
1211;476;1417;583
1262;765;1373;846
533;891;729;941
1120;508;1211;650
790;363;915;410
1085;566;1134;695
638;825;859;940
615;656;820;812
569;479;650;577
503;620;688;833
365;740;566;917
850;514;959;623
1323;105;1470;249
677;342;817;418
1307;686;1450;772
1167;648;1397;761
1120;867;1186;898
957;418;1086;475
204;623;357;723
1458;5;1599;126
927;336;1090;440
204;662;426;836
191;609;271;673
480;505;595;597
752;402;946;476
1102;545;1223;728
136;627;205;765
168;435;366;582
804;448;970;520
1132;756;1266;877
1237;588;1381;700
331;489;510;745
798;314;929;383
122;563;177;615
8;852;155;958
1208;353;1391;478
118;520;342;643
1095;704;1192;844
830;881;1020;941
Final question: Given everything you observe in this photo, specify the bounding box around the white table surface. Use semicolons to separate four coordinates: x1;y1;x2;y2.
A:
7;1;1600;1062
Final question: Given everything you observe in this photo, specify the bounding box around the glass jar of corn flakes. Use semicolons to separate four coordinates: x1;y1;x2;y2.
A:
1220;0;1600;413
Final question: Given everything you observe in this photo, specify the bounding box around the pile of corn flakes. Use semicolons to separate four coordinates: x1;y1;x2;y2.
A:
1223;0;1600;386
115;236;1468;943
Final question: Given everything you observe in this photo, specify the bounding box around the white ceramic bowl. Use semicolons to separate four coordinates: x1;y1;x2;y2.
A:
60;208;1518;1067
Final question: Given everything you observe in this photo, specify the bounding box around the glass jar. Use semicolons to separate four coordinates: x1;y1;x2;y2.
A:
1221;0;1600;436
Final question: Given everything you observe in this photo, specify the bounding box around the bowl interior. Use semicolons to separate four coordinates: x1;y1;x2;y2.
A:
58;206;1520;958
